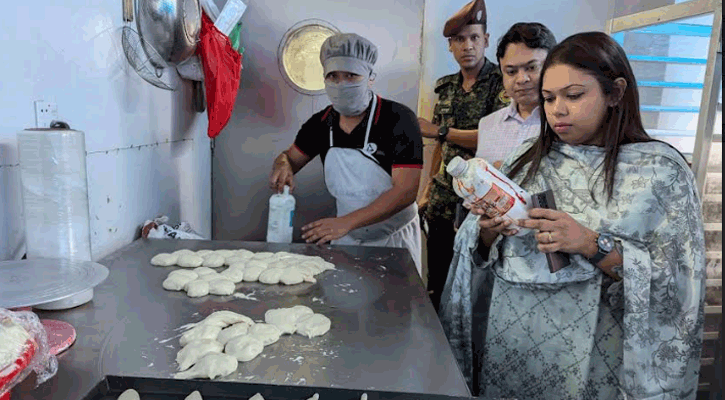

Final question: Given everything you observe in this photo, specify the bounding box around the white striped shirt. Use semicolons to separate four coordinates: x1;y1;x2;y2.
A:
475;102;541;164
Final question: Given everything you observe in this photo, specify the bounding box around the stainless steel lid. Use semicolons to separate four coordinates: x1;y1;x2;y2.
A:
0;258;109;309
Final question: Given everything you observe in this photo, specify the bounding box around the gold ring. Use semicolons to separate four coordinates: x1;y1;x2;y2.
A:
547;232;553;243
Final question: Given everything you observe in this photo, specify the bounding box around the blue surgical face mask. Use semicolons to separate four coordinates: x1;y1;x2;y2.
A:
325;80;372;116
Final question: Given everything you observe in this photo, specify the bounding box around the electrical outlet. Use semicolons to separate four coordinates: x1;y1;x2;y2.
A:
34;101;58;128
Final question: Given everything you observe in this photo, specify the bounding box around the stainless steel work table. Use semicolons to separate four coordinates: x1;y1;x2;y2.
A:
12;239;470;399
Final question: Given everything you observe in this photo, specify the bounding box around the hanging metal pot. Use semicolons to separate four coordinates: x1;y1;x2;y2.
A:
136;0;202;66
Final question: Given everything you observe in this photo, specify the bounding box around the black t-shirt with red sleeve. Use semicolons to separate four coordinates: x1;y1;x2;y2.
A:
293;95;423;176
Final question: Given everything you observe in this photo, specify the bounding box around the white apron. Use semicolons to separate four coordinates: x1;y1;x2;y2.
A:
324;95;422;276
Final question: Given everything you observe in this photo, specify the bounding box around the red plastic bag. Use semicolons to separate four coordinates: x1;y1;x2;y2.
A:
198;12;242;139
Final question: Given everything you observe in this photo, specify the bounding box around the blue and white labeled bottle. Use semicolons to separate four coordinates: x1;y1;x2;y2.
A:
266;185;295;243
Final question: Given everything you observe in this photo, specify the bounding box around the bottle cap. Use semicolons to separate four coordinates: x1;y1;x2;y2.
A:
446;156;468;177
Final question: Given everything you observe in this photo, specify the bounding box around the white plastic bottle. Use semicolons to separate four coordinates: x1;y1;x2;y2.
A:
447;156;532;236
266;185;295;243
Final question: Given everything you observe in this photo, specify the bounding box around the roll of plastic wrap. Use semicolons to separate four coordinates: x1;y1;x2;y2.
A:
17;128;94;310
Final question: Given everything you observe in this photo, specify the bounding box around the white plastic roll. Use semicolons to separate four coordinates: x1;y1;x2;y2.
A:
17;128;92;262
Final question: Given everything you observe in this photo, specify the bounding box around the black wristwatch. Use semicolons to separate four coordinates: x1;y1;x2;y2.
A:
588;233;615;265
437;125;450;142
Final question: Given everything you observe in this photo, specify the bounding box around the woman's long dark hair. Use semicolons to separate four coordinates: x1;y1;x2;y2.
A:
507;31;654;202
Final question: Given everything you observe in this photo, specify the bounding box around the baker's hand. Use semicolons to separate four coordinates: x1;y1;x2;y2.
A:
301;217;352;245
517;208;597;255
269;154;295;193
417;117;438;139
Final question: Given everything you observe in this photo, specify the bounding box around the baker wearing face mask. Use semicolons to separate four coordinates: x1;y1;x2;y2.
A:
270;33;424;276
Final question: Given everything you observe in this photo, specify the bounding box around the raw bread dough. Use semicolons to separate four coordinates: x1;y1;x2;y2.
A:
185;391;203;400
172;249;196;257
163;275;195;291
360;394;368;400
248;394;265;400
117;388;140;400
201;311;255;327
208;279;235;296
176;339;224;371
295;314;331;338
178;254;204;268
196;249;214;257
227;261;248;270
307;394;320;400
225;335;264;362
264;305;313;334
214;249;236;258
185;280;209;297
242;266;264;282
173;353;238;380
224;256;246;266
197;272;224;282
219;267;245;283
180;324;222;346
202;254;225;268
251;252;274;260
217;322;250;345
279;267;305;286
169;270;199;280
258;268;284;284
193;267;217;276
235;249;255;259
248;323;282;346
266;260;290;269
246;259;269;270
151;253;178;266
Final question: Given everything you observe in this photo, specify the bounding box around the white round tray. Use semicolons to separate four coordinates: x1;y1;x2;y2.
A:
0;258;109;309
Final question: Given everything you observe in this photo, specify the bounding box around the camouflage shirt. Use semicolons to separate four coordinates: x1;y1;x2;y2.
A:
425;58;508;222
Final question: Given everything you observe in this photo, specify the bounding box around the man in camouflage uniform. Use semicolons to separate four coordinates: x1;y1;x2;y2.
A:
418;0;508;312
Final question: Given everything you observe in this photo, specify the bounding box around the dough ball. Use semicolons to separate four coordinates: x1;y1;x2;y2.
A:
235;249;255;258
185;280;210;298
193;267;217;276
266;260;289;269
248;323;282;346
117;389;140;400
217;322;251;345
300;261;323;275
307;394;320;400
173;353;238;380
178;254;204;268
202;311;255;328
246;259;269;270
180;324;222;347
214;249;236;258
225;335;264;362
223;256;246;266
169;270;199;280
279;268;305;286
151;253;178;267
243;266;264;282
185;391;203;400
295;314;331;338
172;249;196;257
202;254;226;268
258;268;284;285
264;305;313;334
176;339;224;371
198;272;222;282
163;275;195;291
249;394;265;400
220;267;245;283
251;252;274;260
208;279;235;296
274;251;295;259
196;249;214;257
